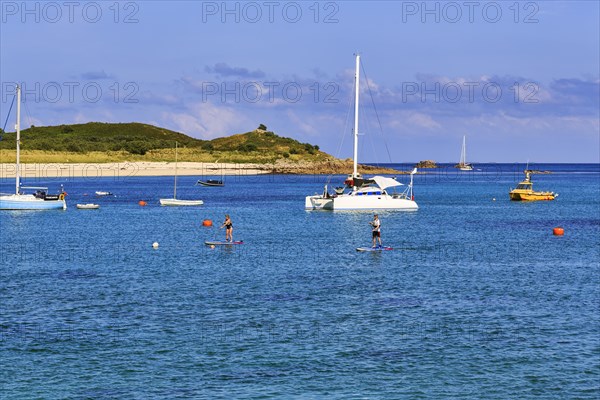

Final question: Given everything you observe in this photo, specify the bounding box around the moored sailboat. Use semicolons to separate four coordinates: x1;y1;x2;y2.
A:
304;54;418;211
0;85;67;210
455;135;473;171
159;142;204;206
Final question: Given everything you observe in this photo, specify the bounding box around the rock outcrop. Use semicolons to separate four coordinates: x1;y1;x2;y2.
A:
415;160;437;168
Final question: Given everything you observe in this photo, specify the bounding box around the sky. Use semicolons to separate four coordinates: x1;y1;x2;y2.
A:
0;0;599;163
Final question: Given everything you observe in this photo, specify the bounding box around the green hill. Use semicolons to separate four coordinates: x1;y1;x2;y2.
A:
0;122;203;154
0;122;328;163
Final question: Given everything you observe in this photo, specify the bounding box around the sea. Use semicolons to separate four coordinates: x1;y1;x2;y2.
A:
1;163;599;399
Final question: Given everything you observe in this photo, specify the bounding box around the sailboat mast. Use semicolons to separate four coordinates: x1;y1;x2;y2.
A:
462;135;467;165
174;141;178;199
15;84;21;195
353;54;360;178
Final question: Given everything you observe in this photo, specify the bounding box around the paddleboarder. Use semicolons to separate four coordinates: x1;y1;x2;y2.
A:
221;214;233;242
370;214;382;248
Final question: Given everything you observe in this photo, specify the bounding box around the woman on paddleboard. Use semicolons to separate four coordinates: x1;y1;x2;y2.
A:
221;214;233;242
370;214;382;248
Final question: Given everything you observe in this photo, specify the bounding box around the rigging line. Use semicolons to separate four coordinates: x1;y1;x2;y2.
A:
1;94;16;140
358;89;380;168
355;74;379;169
361;60;394;165
23;99;35;131
326;74;355;186
365;107;379;168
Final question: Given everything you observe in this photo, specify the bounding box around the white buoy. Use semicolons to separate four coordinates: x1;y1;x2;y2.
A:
152;242;159;249
492;198;496;201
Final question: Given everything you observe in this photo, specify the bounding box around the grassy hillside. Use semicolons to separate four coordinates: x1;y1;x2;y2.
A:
0;123;329;163
0;122;204;154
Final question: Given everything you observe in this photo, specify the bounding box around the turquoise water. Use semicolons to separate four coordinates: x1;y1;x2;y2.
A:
1;164;599;398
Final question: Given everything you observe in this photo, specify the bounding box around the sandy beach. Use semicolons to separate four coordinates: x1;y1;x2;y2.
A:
0;160;405;179
0;162;275;179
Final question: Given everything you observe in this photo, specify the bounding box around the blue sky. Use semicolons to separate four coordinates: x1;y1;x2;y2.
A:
1;1;598;162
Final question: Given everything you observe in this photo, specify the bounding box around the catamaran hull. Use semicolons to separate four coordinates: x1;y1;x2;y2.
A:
0;195;66;210
333;195;418;210
305;196;334;210
305;195;418;210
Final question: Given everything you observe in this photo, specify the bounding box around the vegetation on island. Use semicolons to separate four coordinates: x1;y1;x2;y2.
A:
0;122;329;164
415;160;437;168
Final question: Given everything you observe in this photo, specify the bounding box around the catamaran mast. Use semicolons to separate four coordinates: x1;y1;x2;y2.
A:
353;53;360;178
15;84;21;195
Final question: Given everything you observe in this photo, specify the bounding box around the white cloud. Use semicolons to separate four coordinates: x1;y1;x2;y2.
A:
160;102;251;139
285;110;318;136
406;112;441;129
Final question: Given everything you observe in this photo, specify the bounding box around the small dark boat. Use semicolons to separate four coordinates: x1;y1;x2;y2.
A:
196;179;224;187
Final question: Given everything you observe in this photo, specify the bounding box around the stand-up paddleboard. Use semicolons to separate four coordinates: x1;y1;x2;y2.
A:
356;246;393;252
205;240;244;246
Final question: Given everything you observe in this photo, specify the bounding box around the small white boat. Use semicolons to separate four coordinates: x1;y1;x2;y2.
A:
159;199;204;206
76;203;100;209
95;191;113;196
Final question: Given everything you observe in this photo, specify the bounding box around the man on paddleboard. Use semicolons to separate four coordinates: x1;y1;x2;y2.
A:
370;214;382;248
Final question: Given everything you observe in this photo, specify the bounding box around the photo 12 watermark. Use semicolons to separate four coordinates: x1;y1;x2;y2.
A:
400;80;539;104
200;1;339;23
400;1;539;24
1;1;140;24
0;162;141;183
1;81;140;104
198;80;339;104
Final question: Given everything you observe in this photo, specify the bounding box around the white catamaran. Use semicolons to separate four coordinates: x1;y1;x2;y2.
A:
159;142;204;206
305;54;418;211
456;135;473;171
0;85;67;210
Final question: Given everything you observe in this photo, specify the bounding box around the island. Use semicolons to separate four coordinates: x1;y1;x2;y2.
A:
415;160;438;168
0;122;407;177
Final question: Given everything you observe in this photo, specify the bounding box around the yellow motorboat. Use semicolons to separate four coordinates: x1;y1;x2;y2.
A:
509;170;557;201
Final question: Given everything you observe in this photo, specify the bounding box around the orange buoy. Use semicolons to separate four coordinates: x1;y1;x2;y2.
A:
202;219;213;227
553;227;564;236
138;200;147;206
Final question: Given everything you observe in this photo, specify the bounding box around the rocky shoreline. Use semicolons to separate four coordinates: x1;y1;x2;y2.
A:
270;159;409;175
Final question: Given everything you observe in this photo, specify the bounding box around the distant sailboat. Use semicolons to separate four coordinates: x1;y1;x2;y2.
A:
456;135;473;171
159;142;203;206
0;85;67;210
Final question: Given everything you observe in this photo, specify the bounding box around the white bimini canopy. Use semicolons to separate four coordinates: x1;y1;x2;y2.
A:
372;176;404;190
